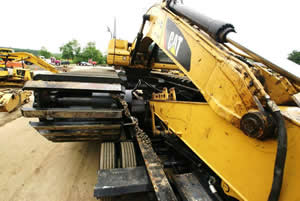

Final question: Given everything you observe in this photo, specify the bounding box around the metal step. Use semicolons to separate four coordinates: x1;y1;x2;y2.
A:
94;167;153;198
173;173;213;201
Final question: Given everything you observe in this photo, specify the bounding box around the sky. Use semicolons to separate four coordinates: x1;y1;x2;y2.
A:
1;0;300;74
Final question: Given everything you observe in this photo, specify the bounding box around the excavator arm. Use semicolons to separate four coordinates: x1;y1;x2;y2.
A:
0;51;59;112
122;2;300;131
0;52;59;74
106;1;300;201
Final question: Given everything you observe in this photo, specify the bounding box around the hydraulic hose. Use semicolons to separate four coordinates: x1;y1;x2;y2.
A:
267;101;287;201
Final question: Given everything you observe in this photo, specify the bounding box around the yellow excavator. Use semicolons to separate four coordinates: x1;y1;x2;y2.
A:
21;1;300;201
0;48;58;112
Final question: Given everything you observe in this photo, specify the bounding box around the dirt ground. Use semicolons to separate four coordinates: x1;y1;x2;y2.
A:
0;115;149;201
0;117;100;201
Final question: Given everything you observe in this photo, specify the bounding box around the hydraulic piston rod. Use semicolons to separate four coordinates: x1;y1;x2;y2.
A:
167;1;300;84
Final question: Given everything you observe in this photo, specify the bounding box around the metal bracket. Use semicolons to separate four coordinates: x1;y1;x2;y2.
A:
152;87;176;101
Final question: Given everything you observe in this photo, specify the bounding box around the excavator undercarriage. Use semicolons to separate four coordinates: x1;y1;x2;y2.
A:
21;1;300;201
22;68;124;142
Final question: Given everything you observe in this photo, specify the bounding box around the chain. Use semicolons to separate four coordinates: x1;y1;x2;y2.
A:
112;94;152;149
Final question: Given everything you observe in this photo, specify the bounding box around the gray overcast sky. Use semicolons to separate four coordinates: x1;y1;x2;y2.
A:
1;0;300;74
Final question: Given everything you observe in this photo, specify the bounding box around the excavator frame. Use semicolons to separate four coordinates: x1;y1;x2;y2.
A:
21;1;300;201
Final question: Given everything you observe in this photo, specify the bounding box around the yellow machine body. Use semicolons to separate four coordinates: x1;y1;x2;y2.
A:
150;100;300;201
0;48;14;53
0;51;58;87
107;39;178;70
0;51;58;112
107;39;131;66
0;52;58;74
0;89;31;112
107;2;300;201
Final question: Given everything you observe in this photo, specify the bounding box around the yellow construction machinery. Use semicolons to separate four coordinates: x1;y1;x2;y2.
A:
22;1;300;201
0;48;58;112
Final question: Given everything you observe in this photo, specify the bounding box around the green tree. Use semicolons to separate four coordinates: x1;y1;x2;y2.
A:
288;50;300;65
81;42;105;64
59;39;81;60
52;53;62;60
39;46;52;58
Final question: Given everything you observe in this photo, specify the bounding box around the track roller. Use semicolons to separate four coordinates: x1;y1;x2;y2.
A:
99;142;116;201
120;141;137;168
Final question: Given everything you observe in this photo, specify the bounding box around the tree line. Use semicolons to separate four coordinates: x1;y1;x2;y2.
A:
288;50;300;65
39;39;106;64
2;45;299;66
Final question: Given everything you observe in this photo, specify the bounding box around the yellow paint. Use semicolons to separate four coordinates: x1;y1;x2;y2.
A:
152;88;176;101
0;48;14;54
0;90;31;112
106;2;300;200
0;52;58;74
0;51;58;112
150;100;300;201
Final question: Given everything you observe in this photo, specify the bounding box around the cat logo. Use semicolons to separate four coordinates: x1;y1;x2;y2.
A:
165;18;191;71
167;32;184;57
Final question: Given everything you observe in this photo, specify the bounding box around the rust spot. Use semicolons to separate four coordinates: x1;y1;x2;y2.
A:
225;132;229;136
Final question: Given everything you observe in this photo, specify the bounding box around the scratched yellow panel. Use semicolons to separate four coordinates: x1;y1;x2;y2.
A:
150;101;300;201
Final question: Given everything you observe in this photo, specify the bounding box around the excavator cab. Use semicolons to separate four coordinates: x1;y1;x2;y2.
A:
11;68;32;81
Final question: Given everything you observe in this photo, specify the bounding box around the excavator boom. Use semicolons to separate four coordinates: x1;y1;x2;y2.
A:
105;1;300;201
0;52;59;74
